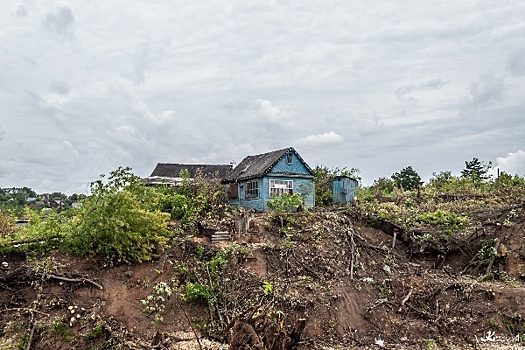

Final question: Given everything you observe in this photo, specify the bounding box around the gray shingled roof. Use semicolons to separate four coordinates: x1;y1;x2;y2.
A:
227;147;313;182
150;164;232;179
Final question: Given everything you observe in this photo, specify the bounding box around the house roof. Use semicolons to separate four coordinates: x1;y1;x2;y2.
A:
227;147;314;182
149;163;233;179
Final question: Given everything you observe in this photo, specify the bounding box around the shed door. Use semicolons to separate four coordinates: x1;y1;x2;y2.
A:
229;183;238;199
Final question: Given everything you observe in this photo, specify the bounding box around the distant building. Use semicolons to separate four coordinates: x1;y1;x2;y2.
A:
142;164;233;186
49;199;64;209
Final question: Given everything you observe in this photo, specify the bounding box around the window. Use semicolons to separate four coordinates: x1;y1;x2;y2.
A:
270;179;293;196
245;180;259;199
286;152;293;164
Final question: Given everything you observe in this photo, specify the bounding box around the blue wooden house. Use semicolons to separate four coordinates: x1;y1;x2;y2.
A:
225;147;315;212
332;175;359;206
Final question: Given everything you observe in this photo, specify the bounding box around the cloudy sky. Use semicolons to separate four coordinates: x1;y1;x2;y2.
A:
1;1;525;194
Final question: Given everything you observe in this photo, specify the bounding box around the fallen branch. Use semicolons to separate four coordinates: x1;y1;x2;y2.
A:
485;238;501;275
0;308;50;316
0;235;62;247
401;288;412;307
25;311;35;350
47;274;103;290
398;288;413;313
367;298;389;313
173;295;203;350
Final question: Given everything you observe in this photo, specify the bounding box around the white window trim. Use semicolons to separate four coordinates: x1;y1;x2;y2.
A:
269;179;293;196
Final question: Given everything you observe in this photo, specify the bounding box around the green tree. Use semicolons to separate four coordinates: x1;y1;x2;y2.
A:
391;166;422;191
461;158;492;182
495;171;525;187
67;166;171;263
313;165;360;206
369;177;395;195
267;192;303;228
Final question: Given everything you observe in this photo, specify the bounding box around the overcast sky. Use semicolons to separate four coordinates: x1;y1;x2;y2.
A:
1;1;525;194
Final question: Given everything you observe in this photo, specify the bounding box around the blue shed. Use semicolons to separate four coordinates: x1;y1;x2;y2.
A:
225;147;315;212
332;176;359;206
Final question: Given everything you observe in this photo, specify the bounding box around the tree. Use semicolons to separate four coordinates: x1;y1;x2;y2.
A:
391;166;422;191
313;165;360;206
461;158;492;182
67;166;171;263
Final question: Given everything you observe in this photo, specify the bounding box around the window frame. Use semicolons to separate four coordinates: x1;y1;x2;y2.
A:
269;179;293;197
245;180;259;199
286;152;293;164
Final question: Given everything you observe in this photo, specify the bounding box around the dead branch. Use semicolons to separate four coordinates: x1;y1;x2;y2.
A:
25;310;35;350
401;288;412;307
350;230;355;280
47;274;103;290
0;308;50;316
0;235;62;247
485;238;501;274
367;298;389;313
173;295;203;350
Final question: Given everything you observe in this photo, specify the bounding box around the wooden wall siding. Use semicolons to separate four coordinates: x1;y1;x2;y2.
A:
228;178;265;212
269;152;313;175
262;176;314;210
332;176;358;206
227;176;315;212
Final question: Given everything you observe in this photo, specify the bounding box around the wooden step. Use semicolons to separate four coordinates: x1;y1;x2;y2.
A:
211;231;232;243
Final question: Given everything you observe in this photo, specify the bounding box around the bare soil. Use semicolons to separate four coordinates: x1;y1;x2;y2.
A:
1;206;525;349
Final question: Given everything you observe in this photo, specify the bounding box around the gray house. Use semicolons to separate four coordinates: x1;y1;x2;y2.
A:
224;147;315;212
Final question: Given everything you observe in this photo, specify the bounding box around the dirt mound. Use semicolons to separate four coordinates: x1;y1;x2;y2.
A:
1;208;525;349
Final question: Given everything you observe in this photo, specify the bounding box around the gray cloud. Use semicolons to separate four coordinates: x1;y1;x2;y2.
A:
1;1;524;192
469;74;506;109
15;5;27;17
507;49;525;77
44;5;75;42
50;80;71;95
396;79;447;98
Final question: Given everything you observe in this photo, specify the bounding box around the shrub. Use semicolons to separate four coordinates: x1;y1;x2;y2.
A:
415;210;469;229
184;282;215;304
66;167;170;263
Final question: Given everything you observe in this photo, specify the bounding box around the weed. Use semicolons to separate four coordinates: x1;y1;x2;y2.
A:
18;334;30;349
85;323;104;340
489;318;499;329
184;282;215;304
478;273;494;282
53;320;74;342
423;339;436;349
4;321;23;333
262;281;273;295
140;280;176;324
519;245;525;260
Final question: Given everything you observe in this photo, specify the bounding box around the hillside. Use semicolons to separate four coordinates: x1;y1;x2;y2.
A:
1;192;525;349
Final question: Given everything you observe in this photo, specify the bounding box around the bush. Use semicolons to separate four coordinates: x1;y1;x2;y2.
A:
0;210;19;238
184;282;215;304
415;210;469;229
66;167;170;263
